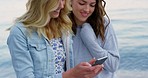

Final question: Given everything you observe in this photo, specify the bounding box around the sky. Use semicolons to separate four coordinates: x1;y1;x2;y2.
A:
0;0;148;24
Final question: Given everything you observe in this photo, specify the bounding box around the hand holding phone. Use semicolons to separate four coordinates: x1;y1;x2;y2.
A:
92;56;108;66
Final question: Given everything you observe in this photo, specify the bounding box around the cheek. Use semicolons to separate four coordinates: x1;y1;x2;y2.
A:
71;1;80;9
72;3;82;13
72;6;81;16
72;5;78;13
63;0;66;6
90;8;95;14
72;4;76;10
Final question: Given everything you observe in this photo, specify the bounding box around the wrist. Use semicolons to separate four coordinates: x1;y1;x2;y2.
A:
62;68;76;78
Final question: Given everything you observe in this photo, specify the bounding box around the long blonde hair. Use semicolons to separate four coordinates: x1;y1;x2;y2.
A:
16;0;72;39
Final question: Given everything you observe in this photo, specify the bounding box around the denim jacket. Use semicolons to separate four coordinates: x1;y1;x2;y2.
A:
7;22;74;78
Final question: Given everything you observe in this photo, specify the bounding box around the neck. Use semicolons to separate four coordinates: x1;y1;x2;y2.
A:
74;17;84;27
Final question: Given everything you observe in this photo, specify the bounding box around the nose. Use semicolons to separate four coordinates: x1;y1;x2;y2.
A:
59;0;64;9
84;5;90;12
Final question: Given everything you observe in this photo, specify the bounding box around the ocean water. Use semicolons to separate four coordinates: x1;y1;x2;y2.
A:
0;0;148;78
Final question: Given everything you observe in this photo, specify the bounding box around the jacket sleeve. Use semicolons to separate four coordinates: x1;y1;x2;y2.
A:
7;25;35;78
47;73;63;78
80;23;120;72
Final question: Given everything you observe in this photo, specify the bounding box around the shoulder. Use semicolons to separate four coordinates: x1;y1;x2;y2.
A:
82;23;92;28
103;17;113;30
62;30;74;37
104;17;110;25
10;22;26;33
81;23;93;32
104;17;117;36
9;22;29;37
80;23;96;37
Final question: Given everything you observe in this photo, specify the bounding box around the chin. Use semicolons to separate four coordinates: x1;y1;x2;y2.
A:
80;19;87;22
54;15;59;18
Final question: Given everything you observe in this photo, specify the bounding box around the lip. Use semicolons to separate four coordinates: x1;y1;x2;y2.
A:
80;12;89;17
54;9;60;13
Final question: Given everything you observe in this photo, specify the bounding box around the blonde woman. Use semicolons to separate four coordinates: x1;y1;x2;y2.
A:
7;0;102;78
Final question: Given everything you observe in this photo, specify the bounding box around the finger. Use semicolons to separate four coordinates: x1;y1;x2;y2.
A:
88;59;96;65
94;65;103;73
80;62;92;67
78;62;94;72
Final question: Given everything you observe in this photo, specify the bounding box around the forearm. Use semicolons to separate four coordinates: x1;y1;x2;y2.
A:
80;23;120;72
80;23;108;58
63;62;102;78
62;68;76;78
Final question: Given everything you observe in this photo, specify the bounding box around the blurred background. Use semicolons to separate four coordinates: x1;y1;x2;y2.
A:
0;0;148;78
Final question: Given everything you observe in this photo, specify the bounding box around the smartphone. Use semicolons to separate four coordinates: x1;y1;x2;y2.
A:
92;56;108;66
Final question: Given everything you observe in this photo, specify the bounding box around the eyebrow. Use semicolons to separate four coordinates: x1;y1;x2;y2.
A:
81;0;96;4
81;0;87;3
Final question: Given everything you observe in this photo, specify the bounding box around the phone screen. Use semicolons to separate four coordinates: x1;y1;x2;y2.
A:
92;56;108;66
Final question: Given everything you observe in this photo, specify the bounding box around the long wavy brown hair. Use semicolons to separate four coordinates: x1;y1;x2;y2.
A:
70;0;110;41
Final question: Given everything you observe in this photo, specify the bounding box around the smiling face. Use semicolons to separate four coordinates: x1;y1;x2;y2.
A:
50;0;66;18
71;0;96;25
